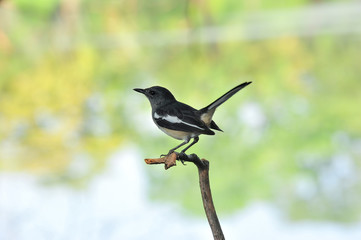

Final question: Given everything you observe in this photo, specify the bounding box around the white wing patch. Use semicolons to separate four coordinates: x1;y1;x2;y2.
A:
154;112;204;130
154;112;161;119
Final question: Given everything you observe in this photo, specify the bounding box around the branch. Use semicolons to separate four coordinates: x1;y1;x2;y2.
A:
144;152;225;240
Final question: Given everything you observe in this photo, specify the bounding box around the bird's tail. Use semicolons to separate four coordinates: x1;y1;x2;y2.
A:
199;82;252;128
201;82;252;112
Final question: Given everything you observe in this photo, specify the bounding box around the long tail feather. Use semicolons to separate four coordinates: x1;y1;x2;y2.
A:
202;82;252;112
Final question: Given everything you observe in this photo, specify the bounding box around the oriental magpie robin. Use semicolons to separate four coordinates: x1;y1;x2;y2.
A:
134;82;252;156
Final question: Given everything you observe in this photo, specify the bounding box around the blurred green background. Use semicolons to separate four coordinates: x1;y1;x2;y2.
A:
1;0;361;228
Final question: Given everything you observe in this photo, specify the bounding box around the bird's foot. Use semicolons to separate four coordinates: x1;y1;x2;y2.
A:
177;151;187;165
159;151;187;165
160;150;174;158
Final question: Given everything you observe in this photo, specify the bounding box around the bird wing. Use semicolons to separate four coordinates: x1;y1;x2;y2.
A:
154;102;214;135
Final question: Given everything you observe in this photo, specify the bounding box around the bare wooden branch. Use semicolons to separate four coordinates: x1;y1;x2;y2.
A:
144;152;177;169
144;152;225;240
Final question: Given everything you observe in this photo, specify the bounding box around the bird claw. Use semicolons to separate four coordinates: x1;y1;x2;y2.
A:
179;159;186;165
160;150;174;158
177;152;187;165
159;151;187;165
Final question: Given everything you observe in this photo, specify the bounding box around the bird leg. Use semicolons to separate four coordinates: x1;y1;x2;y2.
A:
170;137;199;165
160;137;199;165
160;139;190;157
181;136;199;154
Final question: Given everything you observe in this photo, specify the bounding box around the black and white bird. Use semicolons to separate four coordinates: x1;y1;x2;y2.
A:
134;82;252;155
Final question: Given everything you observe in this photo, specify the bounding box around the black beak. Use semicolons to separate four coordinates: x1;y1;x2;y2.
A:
133;88;146;94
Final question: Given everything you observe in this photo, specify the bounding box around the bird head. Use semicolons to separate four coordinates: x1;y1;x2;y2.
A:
134;86;176;109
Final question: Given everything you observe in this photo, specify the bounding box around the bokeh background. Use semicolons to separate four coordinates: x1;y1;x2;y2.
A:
1;0;361;239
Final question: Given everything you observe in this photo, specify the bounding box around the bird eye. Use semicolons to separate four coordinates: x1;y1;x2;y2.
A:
149;90;156;95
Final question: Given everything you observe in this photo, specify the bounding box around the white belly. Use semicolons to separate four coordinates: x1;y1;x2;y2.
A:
158;127;199;140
